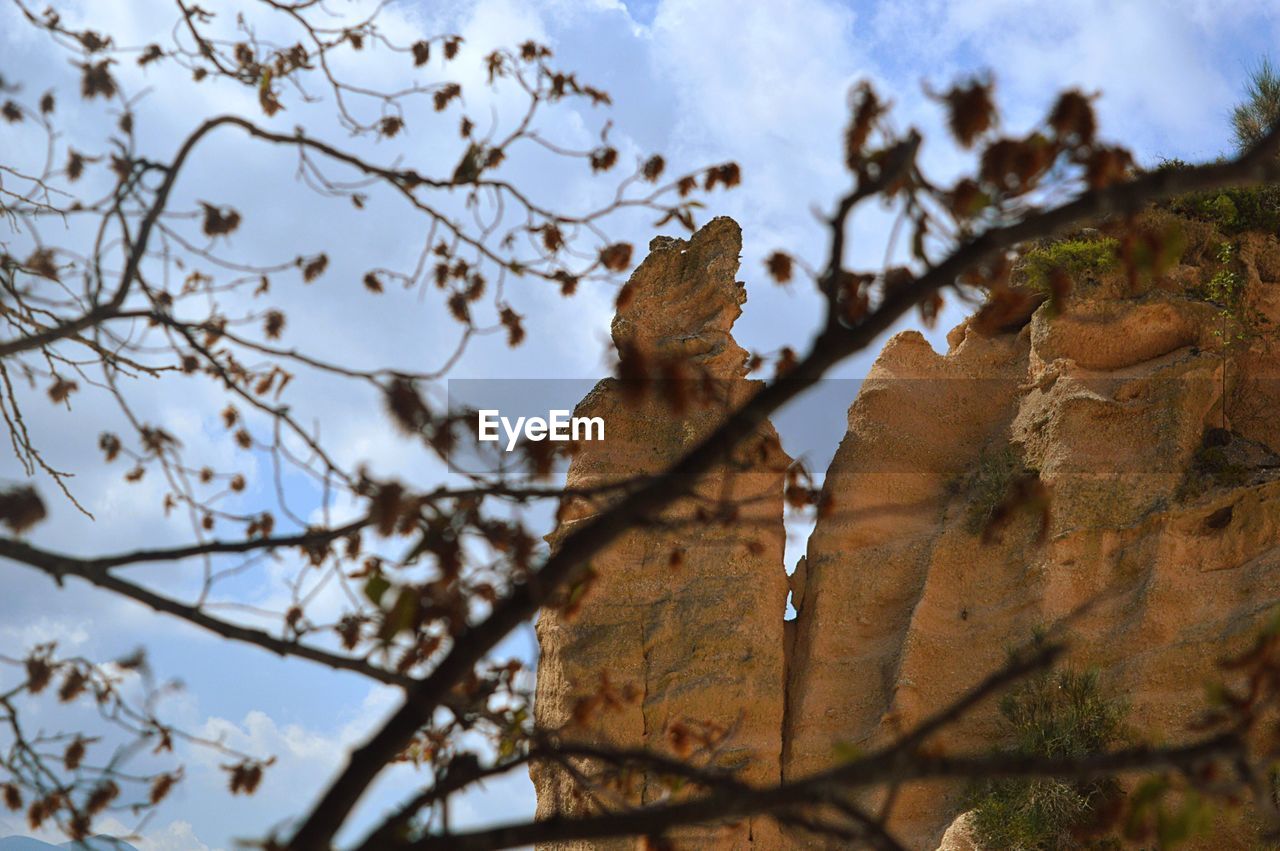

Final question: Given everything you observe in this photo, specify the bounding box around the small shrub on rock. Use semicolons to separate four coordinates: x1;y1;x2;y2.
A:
1018;236;1119;295
969;667;1129;850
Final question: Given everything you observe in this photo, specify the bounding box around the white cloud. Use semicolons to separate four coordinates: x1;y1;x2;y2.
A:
0;616;90;652
89;817;225;851
870;0;1237;160
136;820;223;851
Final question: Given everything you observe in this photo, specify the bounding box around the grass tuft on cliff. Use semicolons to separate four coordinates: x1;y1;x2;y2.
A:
960;445;1032;536
1156;158;1280;236
968;667;1129;850
1018;235;1119;294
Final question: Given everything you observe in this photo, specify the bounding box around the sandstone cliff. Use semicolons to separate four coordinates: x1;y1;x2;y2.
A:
785;222;1280;847
532;217;791;849
533;214;1280;849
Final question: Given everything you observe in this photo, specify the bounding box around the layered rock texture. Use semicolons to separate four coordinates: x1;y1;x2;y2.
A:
533;214;1280;849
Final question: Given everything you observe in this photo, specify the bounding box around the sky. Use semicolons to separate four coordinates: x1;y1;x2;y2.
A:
3;0;1280;848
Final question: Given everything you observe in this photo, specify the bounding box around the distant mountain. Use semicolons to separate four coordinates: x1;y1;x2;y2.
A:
0;838;56;851
63;838;142;851
0;837;140;851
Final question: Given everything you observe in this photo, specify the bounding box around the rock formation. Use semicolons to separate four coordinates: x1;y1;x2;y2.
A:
785;222;1280;848
533;214;1280;849
532;217;791;849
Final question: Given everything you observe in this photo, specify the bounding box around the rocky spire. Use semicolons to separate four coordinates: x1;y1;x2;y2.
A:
531;217;790;849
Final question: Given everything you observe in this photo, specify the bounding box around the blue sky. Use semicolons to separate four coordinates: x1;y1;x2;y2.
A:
3;0;1280;848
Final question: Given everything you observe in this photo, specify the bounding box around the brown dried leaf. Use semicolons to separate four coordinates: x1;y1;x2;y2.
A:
499;305;525;347
24;248;59;281
599;242;633;272
433;83;461;112
1048;89;1096;145
263;309;285;340
59;669;88;703
378;115;404;138
590;146;618;172
78;60;117;99
150;772;178;805
63;738;86;770
48;377;77;404
937;78;996;148
845;82;884;167
201;203;241;237
301;254;328;283
66;149;86;181
642;154;665;182
385;378;429;433
227;761;264;795
765;251;793;284
0;486;46;534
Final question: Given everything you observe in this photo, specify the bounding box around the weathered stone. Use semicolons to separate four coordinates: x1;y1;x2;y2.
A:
787;233;1280;848
532;218;791;849
535;215;1280;850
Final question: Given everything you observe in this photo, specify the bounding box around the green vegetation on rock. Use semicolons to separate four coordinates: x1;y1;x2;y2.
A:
1019;236;1119;294
969;667;1129;851
1167;184;1280;235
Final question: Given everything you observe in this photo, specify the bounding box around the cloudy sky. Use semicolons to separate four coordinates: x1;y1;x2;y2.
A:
3;0;1279;848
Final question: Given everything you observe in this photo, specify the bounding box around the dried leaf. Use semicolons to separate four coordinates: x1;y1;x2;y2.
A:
642;155;665;182
150;773;177;805
599;243;633;272
59;670;87;703
201;203;241;237
845;82;884;168
48;377;77;404
499;305;525;347
24;248;59;281
378;115;404;138
1048;89;1096;145
765;251;793;284
263;309;285;339
0;486;46;534
139;44;164;66
936;78;996;148
98;433;122;462
63;737;86;770
67;149;86;181
590;146;618;172
78;60;117;99
433;83;461;112
301;254;328;283
385;378;429;433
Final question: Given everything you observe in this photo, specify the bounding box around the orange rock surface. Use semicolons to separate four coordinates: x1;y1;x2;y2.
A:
532;218;791;849
534;217;1280;849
